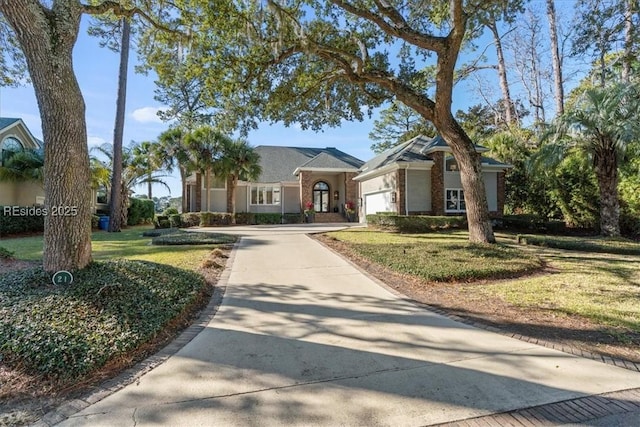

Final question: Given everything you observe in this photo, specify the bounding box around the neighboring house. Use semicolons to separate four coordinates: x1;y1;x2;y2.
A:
354;134;510;221
0;117;45;206
185;146;364;221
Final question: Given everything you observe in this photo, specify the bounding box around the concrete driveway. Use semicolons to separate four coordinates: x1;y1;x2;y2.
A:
58;224;640;426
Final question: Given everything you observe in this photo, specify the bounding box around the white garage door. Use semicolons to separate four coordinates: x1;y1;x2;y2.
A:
365;191;392;215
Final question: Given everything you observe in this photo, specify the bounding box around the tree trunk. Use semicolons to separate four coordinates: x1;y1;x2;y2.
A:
147;173;152;199
546;0;564;116
120;184;130;228
437;117;496;244
594;148;620;237
622;0;634;83
195;172;202;211
227;175;237;224
180;167;188;213
1;1;92;272
109;17;130;233
488;21;514;125
204;169;211;211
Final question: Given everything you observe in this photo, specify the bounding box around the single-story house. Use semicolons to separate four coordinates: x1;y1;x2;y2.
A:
0;117;45;206
354;134;511;221
185;145;364;222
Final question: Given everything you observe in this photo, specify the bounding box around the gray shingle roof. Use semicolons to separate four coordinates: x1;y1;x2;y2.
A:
358;134;501;176
0;117;20;130
254;146;364;183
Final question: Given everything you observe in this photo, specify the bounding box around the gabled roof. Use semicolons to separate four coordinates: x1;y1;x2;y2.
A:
0;117;20;130
0;117;43;148
254;146;364;183
357;134;505;179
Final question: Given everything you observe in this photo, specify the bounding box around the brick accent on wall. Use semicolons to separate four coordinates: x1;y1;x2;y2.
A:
495;171;506;218
397;169;406;215
299;171;313;211
344;172;358;217
431;152;445;215
195;173;202;212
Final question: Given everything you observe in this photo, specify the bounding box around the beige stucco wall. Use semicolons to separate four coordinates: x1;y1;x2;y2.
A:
0;181;44;206
406;169;431;212
483;172;498;211
201;189;227;212
444;171;498;212
235;186;248;212
283;186;300;213
360;171;397;195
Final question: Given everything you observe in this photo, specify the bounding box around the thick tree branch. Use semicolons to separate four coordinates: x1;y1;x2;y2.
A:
81;1;183;36
329;0;447;54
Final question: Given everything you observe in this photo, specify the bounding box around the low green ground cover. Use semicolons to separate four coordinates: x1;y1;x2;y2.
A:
0;226;235;384
516;234;640;255
326;229;640;337
325;229;543;282
151;230;236;245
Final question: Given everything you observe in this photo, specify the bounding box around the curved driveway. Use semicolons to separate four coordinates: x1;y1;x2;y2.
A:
60;224;640;426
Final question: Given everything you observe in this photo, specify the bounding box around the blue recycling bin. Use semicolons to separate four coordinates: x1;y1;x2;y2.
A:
99;216;110;230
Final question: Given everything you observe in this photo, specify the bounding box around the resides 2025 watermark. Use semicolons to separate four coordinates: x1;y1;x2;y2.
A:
3;206;78;217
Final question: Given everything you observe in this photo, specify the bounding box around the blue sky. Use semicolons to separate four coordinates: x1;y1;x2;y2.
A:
0;2;582;198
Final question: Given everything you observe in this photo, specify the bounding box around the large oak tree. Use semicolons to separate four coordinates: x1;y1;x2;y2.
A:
0;1;177;272
158;0;514;243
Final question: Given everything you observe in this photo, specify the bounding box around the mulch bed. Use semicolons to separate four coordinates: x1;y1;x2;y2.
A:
313;234;640;364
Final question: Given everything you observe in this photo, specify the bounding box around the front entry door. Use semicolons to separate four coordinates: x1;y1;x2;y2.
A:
313;181;330;212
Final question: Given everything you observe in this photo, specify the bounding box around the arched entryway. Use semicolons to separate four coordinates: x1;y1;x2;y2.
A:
313;181;330;213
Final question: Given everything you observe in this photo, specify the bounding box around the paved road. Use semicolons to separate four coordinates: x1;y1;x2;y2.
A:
59;224;640;426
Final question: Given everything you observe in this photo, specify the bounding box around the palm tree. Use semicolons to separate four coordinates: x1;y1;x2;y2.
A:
130;140;165;199
537;83;640;236
215;138;262;223
157;127;193;213
184;126;226;212
92;143;170;226
0;148;44;183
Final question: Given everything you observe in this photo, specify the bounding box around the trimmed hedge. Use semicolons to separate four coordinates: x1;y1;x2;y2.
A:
151;230;236;246
234;212;255;225
154;215;171;229
199;212;233;226
282;213;303;224
499;214;567;234
0;206;45;235
254;213;281;224
516;234;640;255
180;213;201;228
128;198;155;226
366;214;467;233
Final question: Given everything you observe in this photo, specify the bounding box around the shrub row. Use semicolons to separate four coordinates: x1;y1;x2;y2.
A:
366;214;467;233
0;206;45;236
516;234;640;255
128;198;155;226
153;212;303;229
498;214;568;234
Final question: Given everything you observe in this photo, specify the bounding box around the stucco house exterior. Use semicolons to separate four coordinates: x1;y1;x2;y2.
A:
354;134;511;221
0;117;45;207
184;145;364;222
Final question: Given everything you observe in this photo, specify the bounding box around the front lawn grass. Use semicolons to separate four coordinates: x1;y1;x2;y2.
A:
326;229;544;282
324;229;640;340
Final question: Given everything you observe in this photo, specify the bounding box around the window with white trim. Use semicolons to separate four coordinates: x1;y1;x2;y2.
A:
1;136;23;166
251;185;281;205
445;188;465;212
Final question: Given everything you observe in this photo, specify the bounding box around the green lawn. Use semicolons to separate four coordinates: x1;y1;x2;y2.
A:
0;226;217;269
325;229;543;282
326;229;640;335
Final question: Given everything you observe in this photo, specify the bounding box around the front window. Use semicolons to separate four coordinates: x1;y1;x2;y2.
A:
1;137;23;166
445;188;466;212
445;156;459;171
251;185;281;205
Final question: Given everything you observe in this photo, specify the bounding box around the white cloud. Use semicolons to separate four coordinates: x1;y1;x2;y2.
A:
87;136;106;147
131;106;167;124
